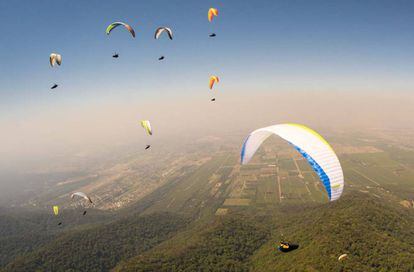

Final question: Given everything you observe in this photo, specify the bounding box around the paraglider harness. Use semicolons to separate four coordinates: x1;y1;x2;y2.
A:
278;241;299;253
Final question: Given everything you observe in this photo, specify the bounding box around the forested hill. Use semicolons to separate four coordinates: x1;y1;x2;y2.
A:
2;193;413;271
250;193;414;272
114;193;414;272
2;212;190;272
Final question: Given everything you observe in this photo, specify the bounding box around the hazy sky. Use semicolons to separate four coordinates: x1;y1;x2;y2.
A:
1;0;414;168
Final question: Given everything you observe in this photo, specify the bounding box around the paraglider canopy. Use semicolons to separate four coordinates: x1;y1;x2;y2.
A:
338;254;348;261
50;53;62;67
106;22;136;38
209;76;219;90
208;8;218;22
154;27;173;40
71;192;93;203
53;206;59;216
241;123;344;201
140;120;152;136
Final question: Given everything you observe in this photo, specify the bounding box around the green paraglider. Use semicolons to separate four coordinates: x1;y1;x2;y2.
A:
106;22;135;38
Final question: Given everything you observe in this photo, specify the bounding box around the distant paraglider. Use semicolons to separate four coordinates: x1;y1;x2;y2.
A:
49;53;62;89
49;53;62;67
71;192;92;217
209;76;219;101
106;22;136;38
241;123;344;201
208;8;218;38
155;27;172;60
53;206;61;225
278;241;299;253
141;120;152;150
154;27;173;40
208;8;218;22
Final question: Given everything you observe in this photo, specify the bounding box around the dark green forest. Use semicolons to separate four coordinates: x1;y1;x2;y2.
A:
115;215;270;272
2;212;190;272
2;193;413;272
114;193;414;272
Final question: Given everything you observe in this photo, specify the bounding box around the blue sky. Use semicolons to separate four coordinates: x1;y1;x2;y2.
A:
1;0;414;117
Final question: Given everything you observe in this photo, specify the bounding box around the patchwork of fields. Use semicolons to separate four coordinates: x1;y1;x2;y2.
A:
130;135;414;221
20;132;413;217
133;135;414;218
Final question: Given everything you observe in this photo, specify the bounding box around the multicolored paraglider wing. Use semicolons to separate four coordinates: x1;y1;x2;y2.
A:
154;27;173;40
49;53;62;67
140;120;152;135
209;76;219;90
208;8;218;22
240;123;344;201
53;206;59;216
106;22;135;38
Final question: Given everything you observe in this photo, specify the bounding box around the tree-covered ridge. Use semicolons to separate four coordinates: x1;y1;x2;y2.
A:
113;193;414;272
251;193;414;272
3;212;190;272
115;215;270;272
2;194;413;271
0;207;113;267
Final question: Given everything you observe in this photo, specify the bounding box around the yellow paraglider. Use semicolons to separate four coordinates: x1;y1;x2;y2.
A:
209;76;219;90
208;8;218;22
140;120;152;136
53;205;59;216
